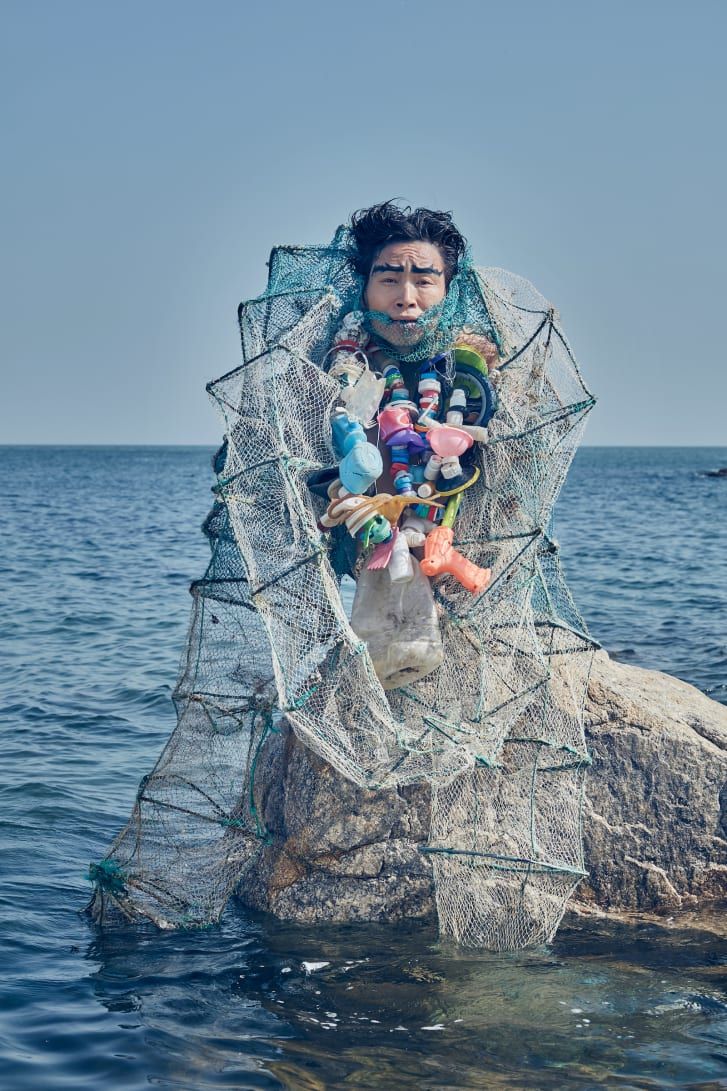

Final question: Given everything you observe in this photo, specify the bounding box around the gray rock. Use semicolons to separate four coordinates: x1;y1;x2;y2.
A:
236;651;727;925
239;727;433;924
576;651;727;915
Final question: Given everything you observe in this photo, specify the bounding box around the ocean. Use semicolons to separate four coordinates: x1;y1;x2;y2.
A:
0;444;725;1089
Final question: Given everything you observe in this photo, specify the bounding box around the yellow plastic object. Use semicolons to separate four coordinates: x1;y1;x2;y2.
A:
454;344;489;375
430;465;481;498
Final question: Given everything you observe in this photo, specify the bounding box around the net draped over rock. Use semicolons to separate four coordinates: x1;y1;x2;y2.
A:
89;227;597;949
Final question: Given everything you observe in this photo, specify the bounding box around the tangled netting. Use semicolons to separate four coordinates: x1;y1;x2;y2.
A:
89;226;597;949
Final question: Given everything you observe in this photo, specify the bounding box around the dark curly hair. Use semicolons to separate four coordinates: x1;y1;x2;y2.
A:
349;200;467;286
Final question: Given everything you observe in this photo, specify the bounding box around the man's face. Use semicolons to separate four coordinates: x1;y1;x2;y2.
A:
364;240;447;347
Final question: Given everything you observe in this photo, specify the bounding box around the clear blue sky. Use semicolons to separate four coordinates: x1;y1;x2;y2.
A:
2;0;725;445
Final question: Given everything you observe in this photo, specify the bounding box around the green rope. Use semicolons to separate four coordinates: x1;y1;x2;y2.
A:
249;547;326;597
247;711;281;841
88;859;127;894
488;398;596;446
420;846;587;878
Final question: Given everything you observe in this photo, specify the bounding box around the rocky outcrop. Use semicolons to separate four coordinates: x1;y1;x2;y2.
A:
238;722;433;924
236;652;727;924
577;653;727;914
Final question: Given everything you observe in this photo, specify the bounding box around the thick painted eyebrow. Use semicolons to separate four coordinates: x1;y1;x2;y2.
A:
371;262;443;276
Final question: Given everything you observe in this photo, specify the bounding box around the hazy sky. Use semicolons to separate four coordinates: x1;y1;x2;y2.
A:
2;0;725;445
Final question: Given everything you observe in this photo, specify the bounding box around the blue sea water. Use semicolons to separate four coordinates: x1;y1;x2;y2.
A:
0;444;725;1090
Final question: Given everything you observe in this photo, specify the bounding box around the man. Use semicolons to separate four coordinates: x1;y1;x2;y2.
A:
92;200;594;952
332;201;497;497
350;201;462;349
347;199;499;376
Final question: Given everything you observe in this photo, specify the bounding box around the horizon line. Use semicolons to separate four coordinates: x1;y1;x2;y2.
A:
1;442;725;450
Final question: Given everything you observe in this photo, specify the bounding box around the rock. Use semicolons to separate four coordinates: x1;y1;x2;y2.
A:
236;651;727;925
575;651;727;915
239;727;433;924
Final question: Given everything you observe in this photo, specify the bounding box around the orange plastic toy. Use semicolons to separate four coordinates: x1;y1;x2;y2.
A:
420;493;492;594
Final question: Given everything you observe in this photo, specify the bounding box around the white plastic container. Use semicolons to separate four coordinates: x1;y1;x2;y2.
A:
350;559;444;690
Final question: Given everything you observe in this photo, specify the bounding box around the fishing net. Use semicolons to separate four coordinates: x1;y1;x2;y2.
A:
89;226;597;949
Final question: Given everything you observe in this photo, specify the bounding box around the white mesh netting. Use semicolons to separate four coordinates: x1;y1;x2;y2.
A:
89;232;596;949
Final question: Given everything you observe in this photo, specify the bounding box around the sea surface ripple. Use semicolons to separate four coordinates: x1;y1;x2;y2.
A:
0;445;725;1090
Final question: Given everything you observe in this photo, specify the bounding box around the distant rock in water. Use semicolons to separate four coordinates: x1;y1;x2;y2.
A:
237;652;727;926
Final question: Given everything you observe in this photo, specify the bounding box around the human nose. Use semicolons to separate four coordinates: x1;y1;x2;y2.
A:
396;281;418;310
